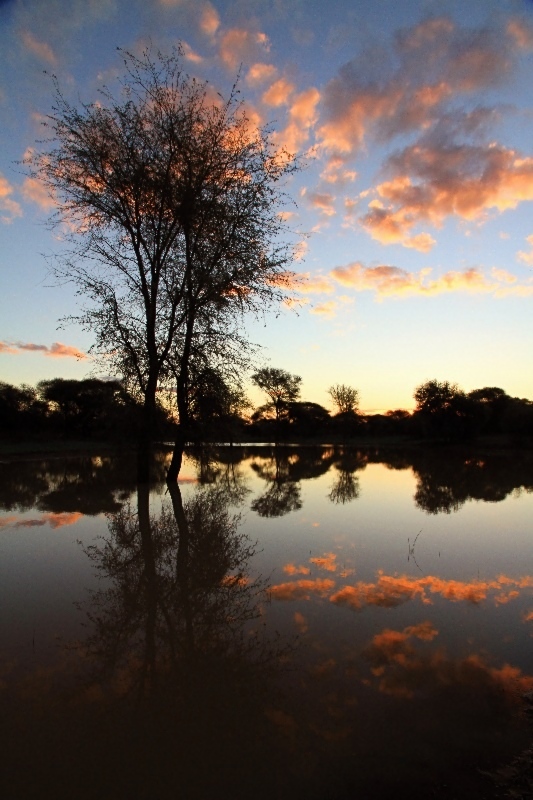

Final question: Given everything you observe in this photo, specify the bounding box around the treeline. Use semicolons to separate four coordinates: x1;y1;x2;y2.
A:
2;375;533;445
0;378;170;441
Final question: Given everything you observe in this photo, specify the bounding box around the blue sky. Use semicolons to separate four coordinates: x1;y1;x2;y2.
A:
2;0;533;412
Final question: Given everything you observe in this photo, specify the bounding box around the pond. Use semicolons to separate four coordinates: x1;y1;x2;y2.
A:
1;445;533;799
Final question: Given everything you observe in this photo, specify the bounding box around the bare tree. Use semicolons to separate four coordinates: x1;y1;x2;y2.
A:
327;384;359;415
29;46;299;479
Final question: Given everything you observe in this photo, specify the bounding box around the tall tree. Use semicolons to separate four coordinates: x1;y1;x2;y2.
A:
251;367;302;422
30;47;299;479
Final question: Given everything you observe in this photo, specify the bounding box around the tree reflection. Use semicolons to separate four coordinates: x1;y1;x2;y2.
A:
250;450;302;517
327;450;366;505
83;482;267;700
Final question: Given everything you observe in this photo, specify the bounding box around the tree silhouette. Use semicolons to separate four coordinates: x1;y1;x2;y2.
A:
327;384;359;415
30;47;299;480
251;368;302;423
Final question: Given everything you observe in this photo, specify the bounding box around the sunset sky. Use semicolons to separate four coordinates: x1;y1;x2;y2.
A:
2;0;533;412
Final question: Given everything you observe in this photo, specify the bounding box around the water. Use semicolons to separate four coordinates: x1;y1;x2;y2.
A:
1;445;532;799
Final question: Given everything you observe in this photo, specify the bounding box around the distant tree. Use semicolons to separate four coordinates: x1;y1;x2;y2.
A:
327;384;359;415
251;368;302;422
0;382;45;435
414;379;476;441
287;401;330;437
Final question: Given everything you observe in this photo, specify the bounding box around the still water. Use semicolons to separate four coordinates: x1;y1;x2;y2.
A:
1;445;533;799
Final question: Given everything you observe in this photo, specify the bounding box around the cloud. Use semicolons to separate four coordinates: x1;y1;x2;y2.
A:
199;2;220;37
307;191;336;216
362;623;533;699
0;341;87;359
12;512;83;529
283;563;311;576
246;63;277;85
310;301;338;318
20;30;57;65
329;261;533;300
292;272;335;294
262;77;294;107
21;177;56;211
0;174;23;223
274;87;320;155
309;552;337;572
517;234;533;265
219;28;270;71
507;18;533;50
318;16;514;158
270;578;335;601
330;571;533;611
360;136;533;245
181;41;204;64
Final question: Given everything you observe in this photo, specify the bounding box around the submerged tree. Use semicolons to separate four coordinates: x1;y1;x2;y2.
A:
29;46;299;480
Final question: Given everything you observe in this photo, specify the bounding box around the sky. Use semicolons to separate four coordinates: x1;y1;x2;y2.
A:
2;0;533;413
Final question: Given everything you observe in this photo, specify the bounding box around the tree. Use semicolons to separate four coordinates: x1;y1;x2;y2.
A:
251;367;302;422
414;379;476;441
327;384;359;415
30;46;299;480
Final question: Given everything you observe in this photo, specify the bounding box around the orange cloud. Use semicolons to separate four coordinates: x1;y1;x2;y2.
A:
274;87;320;155
20;31;57;65
262;78;294;107
0;516;18;529
0;174;23;223
246;63;277;85
0;341;87;359
283;563;311;576
363;623;533;699
330;571;533;611
309;553;337;572
21;177;56;211
13;512;83;529
219;29;270;71
270;578;335;601
329;262;533;300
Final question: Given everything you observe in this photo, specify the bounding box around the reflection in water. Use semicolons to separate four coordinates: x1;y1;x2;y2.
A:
3;447;533;798
83;482;267;700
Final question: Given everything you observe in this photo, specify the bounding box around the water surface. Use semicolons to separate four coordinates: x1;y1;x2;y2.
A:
1;445;532;799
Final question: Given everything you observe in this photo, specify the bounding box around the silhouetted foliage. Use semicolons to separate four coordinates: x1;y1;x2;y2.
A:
30;47;300;480
251;367;302;423
327;384;359;415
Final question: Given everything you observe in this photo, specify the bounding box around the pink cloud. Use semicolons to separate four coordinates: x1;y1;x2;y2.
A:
318;17;515;158
219;29;270;71
20;31;57;65
0;341;87;359
21;177;56;211
330;262;533;300
307;190;336;216
199;2;220;37
246;63;277;85
0;174;23;223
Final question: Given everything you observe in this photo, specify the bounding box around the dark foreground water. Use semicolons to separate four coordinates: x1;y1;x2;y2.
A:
1;445;533;799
